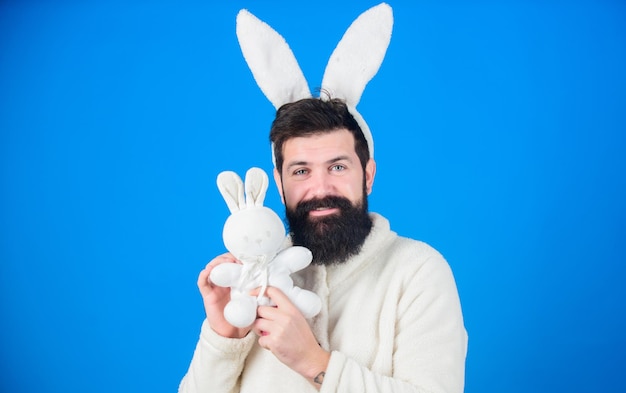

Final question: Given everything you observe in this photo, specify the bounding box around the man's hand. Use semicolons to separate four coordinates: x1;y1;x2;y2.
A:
198;253;251;339
252;287;330;389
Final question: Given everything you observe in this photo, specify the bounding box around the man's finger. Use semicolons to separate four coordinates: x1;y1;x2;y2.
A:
264;286;292;306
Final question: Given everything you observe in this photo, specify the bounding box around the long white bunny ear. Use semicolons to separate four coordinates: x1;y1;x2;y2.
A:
321;3;393;106
321;3;393;158
217;171;245;213
236;9;312;109
244;167;269;208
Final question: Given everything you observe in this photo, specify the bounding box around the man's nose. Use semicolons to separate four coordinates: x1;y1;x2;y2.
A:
309;171;334;198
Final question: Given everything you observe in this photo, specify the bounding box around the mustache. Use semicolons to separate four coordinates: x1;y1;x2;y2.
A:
294;196;354;215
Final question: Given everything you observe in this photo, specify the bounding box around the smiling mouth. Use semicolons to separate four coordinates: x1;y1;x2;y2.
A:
309;207;340;217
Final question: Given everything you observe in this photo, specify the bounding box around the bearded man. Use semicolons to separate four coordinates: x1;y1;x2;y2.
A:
179;98;467;393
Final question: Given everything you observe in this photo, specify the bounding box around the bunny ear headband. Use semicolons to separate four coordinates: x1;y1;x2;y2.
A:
235;3;393;165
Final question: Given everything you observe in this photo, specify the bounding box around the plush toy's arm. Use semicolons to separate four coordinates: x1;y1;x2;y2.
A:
268;246;321;318
273;246;313;274
209;263;243;287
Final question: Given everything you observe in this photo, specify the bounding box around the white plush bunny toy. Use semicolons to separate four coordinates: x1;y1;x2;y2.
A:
209;167;322;328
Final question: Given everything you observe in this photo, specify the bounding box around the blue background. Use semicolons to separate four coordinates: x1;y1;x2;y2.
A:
1;1;625;392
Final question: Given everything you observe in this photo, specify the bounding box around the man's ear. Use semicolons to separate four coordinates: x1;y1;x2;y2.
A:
273;167;285;204
365;158;376;195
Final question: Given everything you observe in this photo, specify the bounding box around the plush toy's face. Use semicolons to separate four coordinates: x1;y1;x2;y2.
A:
223;207;285;261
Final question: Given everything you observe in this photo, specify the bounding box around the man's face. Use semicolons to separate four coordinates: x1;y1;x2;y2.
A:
273;129;376;264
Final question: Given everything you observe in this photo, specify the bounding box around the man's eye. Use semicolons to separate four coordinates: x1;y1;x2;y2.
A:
293;168;308;176
330;164;345;171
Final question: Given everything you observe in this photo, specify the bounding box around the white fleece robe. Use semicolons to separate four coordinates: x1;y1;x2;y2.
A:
179;213;467;393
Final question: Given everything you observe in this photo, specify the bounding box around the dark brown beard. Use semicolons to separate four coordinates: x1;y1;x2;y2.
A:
285;194;372;266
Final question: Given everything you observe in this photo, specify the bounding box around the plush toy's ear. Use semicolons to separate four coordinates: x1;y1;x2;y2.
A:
236;9;312;109
321;2;393;158
244;167;269;208
217;171;245;213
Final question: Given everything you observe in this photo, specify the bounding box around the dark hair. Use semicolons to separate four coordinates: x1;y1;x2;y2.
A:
269;98;370;173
